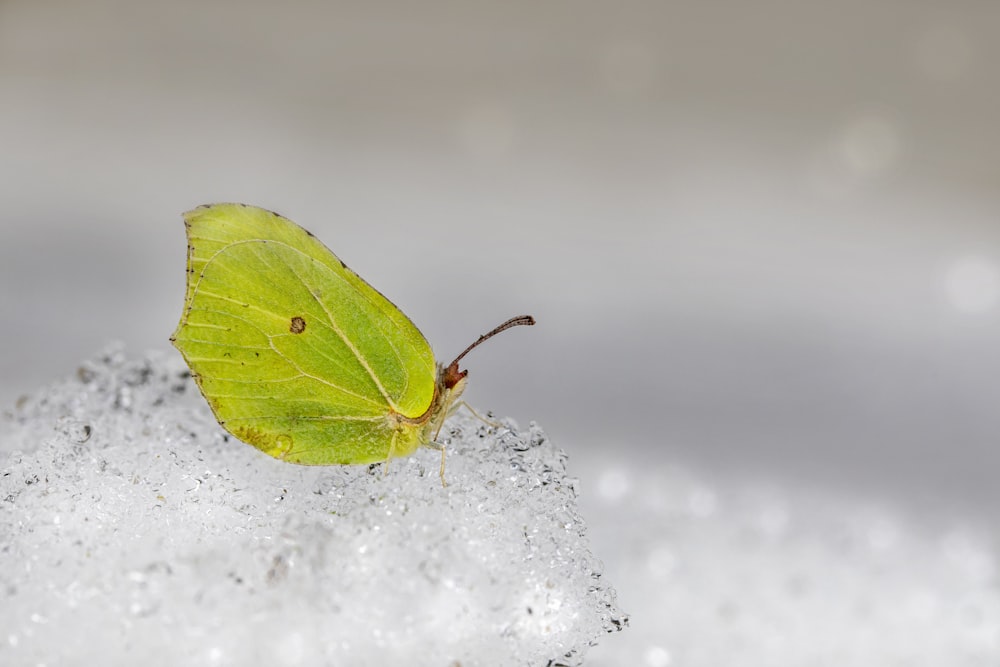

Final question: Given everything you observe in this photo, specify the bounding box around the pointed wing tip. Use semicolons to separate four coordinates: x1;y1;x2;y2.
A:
182;203;293;229
182;202;233;219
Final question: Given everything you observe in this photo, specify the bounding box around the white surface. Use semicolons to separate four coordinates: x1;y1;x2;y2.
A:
4;347;997;666
581;463;998;665
0;347;624;667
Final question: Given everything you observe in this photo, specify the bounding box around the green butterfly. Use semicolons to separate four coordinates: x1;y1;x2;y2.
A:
170;204;533;482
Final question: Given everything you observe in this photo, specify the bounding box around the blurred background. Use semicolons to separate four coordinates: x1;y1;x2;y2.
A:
2;1;999;663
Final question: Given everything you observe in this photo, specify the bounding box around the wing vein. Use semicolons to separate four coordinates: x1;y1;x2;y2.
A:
183;303;387;409
254;241;401;411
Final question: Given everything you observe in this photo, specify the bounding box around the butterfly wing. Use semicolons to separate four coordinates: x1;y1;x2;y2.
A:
170;203;436;464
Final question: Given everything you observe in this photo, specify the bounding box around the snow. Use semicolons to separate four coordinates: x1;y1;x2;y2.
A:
0;345;625;667
6;344;996;667
581;461;999;666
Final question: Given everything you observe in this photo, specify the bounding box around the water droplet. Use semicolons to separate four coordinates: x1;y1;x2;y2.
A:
597;467;631;502
646;543;677;579
644;644;672;666
944;257;1000;313
687;486;717;517
838;115;900;176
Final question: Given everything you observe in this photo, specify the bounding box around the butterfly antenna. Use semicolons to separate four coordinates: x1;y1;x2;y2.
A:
449;315;535;368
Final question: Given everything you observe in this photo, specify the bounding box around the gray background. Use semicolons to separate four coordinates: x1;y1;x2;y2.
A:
2;0;998;549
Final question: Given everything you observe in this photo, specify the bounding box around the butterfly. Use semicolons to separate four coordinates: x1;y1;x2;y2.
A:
170;203;533;484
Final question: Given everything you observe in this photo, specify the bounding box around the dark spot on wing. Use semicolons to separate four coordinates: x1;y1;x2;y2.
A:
290;316;306;334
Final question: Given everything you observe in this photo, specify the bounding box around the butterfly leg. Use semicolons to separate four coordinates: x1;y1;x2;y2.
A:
423;441;448;487
382;432;399;477
453;401;502;429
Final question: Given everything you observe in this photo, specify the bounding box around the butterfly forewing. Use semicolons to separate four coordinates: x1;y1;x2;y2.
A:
172;204;437;464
